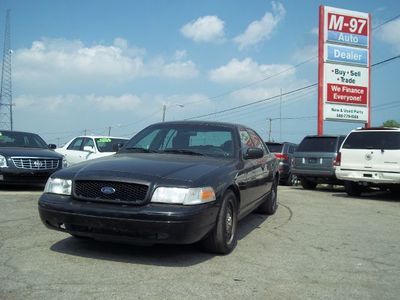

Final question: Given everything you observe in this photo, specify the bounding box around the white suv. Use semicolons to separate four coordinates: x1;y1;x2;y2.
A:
335;128;400;196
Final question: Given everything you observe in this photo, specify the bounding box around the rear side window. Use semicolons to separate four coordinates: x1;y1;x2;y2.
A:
343;132;400;150
266;143;283;153
297;137;338;152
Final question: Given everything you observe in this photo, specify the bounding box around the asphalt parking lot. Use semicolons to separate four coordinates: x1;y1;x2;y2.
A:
0;185;399;300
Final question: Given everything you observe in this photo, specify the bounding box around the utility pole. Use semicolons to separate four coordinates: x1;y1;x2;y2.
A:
108;126;111;136
280;88;282;142
268;118;272;142
0;10;13;130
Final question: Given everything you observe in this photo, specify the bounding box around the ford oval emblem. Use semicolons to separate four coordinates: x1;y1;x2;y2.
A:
101;186;116;194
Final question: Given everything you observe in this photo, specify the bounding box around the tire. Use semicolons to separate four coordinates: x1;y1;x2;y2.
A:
283;172;293;186
70;234;88;239
201;190;238;255
258;177;278;215
300;178;317;190
389;185;400;195
344;181;362;197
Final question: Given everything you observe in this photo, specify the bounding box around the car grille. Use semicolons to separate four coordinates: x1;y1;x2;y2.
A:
74;180;149;204
11;157;60;170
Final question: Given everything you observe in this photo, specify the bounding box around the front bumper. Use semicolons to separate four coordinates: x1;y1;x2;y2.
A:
38;193;219;245
0;168;59;186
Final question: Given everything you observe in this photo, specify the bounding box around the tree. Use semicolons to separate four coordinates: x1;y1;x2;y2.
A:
382;120;400;128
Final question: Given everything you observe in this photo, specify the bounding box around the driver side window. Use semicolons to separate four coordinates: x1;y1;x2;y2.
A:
67;138;84;151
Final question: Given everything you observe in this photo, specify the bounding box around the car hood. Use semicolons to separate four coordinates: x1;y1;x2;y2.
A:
0;147;63;159
60;153;233;184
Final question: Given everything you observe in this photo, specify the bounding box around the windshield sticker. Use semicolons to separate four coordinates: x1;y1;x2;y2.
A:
97;138;112;143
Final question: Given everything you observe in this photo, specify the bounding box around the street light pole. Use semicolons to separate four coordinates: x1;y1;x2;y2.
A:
162;104;167;122
162;104;184;122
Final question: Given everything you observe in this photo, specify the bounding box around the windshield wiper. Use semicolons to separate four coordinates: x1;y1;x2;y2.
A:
125;147;158;153
162;149;205;156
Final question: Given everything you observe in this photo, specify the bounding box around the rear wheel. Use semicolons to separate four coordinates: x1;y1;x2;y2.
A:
258;177;278;215
283;172;294;186
201;190;238;255
344;181;362;197
300;178;317;190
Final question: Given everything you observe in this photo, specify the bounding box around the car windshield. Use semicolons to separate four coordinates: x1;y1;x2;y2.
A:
266;143;283;153
343;131;400;150
297;137;338;152
123;124;235;158
95;138;128;153
0;131;48;148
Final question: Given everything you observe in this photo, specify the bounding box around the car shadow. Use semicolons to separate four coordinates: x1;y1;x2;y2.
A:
291;184;399;202
49;212;269;266
331;189;400;202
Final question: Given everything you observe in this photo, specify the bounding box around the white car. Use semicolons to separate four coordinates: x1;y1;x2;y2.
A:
335;127;400;196
56;136;129;166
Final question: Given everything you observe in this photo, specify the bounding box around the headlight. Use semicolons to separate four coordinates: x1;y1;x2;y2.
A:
0;155;8;168
44;178;72;195
62;156;68;168
151;187;216;205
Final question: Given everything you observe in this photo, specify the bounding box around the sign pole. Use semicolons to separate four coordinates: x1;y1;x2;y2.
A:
318;5;325;136
366;12;372;128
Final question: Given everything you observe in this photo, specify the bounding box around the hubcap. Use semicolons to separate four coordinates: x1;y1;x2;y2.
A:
225;203;235;244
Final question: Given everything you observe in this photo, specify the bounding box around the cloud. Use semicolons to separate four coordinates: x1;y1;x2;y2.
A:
292;45;318;63
209;57;294;84
86;94;142;111
160;60;199;79
13;38;199;93
14;93;142;112
180;16;225;42
233;1;286;50
377;19;400;51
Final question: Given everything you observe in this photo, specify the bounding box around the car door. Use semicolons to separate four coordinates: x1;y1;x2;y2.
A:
247;128;274;197
64;137;85;165
81;138;97;162
236;128;271;215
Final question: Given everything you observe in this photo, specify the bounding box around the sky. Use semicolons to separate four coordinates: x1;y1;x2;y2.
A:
0;0;399;146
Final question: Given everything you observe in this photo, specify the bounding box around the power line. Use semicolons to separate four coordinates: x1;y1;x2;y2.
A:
372;13;400;30
184;83;318;120
184;54;400;121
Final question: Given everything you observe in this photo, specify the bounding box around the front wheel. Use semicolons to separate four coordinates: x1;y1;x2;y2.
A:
201;190;238;255
258;177;278;215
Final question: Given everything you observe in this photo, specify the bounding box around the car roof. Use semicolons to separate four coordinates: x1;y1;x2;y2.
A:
0;130;40;135
352;127;400;132
72;136;129;139
302;134;346;138
152;120;246;129
265;141;296;145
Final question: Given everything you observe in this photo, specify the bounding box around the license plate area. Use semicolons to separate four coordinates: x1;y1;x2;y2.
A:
308;158;318;164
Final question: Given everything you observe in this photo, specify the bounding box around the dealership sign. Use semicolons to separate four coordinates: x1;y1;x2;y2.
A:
318;6;371;132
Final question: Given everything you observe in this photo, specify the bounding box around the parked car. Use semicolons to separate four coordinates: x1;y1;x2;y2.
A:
335;127;400;196
56;136;129;166
292;135;346;189
0;130;64;186
38;121;279;254
265;142;297;185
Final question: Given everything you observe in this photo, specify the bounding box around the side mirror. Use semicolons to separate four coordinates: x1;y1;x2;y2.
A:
113;143;124;152
48;144;57;150
83;145;95;153
245;148;264;159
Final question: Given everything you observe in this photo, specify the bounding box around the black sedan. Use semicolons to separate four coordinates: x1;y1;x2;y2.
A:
38;121;279;254
0;130;64;186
